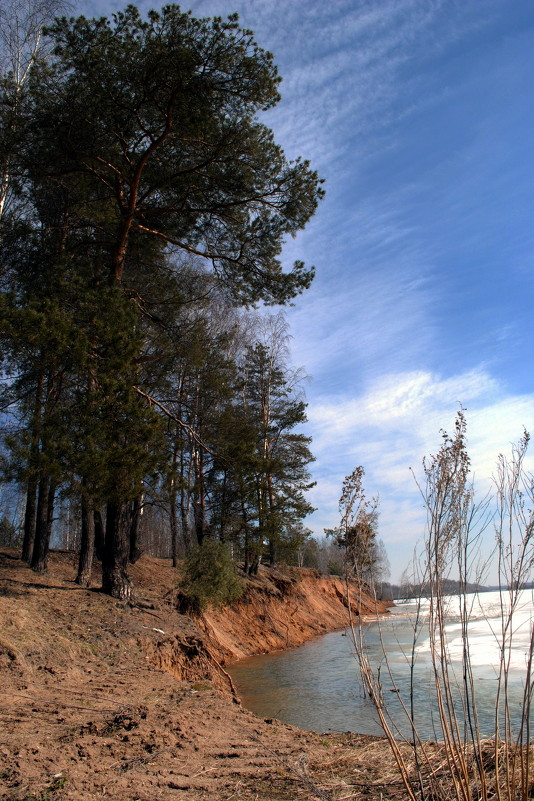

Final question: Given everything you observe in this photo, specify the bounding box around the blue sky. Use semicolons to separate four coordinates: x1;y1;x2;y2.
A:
81;0;534;581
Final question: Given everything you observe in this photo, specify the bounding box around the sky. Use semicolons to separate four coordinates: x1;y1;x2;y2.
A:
79;0;534;582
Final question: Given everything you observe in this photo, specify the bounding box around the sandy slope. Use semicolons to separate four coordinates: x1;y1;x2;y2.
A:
0;550;396;801
202;567;389;661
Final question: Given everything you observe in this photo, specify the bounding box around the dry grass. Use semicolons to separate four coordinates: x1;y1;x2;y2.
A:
306;736;534;801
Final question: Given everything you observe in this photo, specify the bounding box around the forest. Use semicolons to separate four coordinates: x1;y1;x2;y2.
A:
0;0;327;598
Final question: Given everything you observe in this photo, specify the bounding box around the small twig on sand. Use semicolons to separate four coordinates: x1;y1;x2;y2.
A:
192;766;218;778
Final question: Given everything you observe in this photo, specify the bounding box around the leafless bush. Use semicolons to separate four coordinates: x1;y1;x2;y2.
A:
352;412;534;801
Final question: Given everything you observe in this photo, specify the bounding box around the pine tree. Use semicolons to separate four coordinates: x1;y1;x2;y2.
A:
236;316;315;569
1;5;323;597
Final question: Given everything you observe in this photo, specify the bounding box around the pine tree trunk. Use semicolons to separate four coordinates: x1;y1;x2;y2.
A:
101;500;132;600
268;537;277;566
46;481;56;540
179;458;192;552
267;474;277;566
21;474;37;563
94;509;105;561
170;493;179;568
170;443;179;567
219;469;228;540
241;496;250;574
76;496;95;586
31;476;55;573
193;500;205;545
21;372;44;562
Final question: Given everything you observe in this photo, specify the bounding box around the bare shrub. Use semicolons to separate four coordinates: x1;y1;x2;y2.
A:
352;412;534;801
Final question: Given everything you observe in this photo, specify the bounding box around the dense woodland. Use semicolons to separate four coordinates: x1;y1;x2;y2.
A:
0;1;392;600
0;0;327;598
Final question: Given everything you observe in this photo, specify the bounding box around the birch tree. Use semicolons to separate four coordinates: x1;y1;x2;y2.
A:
0;0;69;219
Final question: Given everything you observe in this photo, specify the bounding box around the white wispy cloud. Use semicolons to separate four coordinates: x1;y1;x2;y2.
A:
286;195;440;387
304;368;534;580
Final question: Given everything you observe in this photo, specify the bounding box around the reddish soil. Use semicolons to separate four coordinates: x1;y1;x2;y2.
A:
0;550;396;801
202;567;389;661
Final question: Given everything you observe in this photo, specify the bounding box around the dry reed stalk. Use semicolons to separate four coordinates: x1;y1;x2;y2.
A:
349;415;534;801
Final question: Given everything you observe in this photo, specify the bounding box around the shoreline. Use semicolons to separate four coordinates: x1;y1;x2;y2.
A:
0;550;396;801
226;607;395;667
201;566;391;665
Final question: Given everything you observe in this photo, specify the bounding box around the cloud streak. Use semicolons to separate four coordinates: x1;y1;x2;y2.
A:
304;367;534;579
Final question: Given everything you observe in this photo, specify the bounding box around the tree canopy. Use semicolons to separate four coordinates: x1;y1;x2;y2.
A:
23;4;323;301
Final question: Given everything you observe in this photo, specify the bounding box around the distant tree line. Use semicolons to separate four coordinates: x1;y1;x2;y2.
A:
0;1;325;597
390;575;487;600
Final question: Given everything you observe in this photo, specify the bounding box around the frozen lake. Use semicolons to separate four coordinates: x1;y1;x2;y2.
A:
229;589;534;738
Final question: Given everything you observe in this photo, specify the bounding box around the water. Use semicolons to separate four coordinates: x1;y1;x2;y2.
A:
229;590;534;738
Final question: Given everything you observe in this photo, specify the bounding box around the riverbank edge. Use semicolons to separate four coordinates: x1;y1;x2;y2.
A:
200;564;391;666
0;550;394;801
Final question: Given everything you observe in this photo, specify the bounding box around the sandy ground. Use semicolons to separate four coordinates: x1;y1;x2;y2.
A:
0;550;402;801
